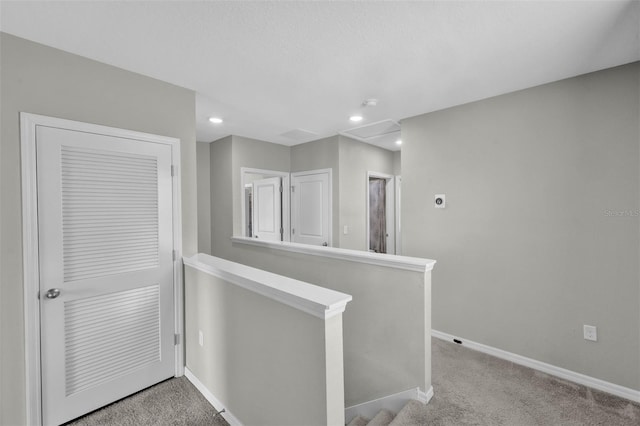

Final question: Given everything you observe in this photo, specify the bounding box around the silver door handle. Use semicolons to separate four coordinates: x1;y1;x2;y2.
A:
322;242;328;246
45;288;61;299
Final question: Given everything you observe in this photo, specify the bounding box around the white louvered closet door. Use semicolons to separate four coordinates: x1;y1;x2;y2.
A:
36;125;175;426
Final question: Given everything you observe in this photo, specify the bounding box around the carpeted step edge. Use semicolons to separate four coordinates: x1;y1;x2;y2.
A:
347;415;370;426
388;400;426;426
367;409;395;426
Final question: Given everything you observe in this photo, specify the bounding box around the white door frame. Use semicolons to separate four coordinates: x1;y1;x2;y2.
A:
240;167;290;241
366;171;395;254
395;176;402;256
20;113;184;426
291;168;333;247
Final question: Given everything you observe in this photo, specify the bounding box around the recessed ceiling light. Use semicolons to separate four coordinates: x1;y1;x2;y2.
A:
350;115;363;122
209;117;223;124
396;139;403;145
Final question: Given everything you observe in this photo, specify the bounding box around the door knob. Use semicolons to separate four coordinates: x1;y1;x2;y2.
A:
45;288;61;299
322;242;328;246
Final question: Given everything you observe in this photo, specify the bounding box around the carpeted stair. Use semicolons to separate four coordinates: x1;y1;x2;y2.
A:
347;400;424;426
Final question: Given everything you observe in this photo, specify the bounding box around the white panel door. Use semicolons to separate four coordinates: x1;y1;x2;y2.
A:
252;177;282;241
37;126;175;425
291;171;331;246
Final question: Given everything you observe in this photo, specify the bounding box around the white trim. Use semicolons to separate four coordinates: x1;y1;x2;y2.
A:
183;253;352;319
21;113;43;426
20;113;185;425
231;236;436;273
366;171;396;254
240;167;290;242
431;329;640;403
170;143;185;377
417;386;434;404
344;387;431;423
291;168;333;247
184;368;243;426
395;176;402;256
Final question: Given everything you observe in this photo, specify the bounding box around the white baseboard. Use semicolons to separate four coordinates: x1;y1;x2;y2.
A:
184;367;243;426
417;386;434;404
431;329;640;403
345;387;432;423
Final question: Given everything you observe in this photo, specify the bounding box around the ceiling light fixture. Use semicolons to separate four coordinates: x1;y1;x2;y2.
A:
209;117;223;124
349;115;363;122
396;139;402;145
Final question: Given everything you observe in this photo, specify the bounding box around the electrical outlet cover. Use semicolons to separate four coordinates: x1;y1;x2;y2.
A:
583;325;597;341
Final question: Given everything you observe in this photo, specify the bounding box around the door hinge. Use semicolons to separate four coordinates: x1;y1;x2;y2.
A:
280;184;283;193
172;250;177;261
291;185;295;193
171;165;175;177
174;333;181;345
292;228;295;235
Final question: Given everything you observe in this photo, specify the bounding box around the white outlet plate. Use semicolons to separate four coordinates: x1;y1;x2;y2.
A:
199;330;204;346
583;325;597;341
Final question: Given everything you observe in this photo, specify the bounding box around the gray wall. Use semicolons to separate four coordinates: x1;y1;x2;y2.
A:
185;266;344;425
209;135;291;257
213;242;431;407
291;136;341;245
205;134;397;253
0;33;197;425
231;135;291;237
402;62;640;391
202;132;432;406
197;142;212;254
210;136;234;258
339;136;395;251
205;137;431;405
393;151;401;176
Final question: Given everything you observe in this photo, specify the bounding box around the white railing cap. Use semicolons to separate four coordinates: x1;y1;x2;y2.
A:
184;253;352;320
231;236;436;273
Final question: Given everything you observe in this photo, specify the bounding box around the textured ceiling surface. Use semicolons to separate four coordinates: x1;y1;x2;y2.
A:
1;1;638;151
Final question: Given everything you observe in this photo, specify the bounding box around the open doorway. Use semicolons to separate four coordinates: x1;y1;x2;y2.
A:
240;168;290;242
367;172;396;254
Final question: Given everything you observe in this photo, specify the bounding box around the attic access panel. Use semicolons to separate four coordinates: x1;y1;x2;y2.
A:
340;119;400;142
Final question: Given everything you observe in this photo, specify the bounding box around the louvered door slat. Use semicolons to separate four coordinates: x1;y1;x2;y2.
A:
64;241;159;254
63;270;161;396
61;145;159;282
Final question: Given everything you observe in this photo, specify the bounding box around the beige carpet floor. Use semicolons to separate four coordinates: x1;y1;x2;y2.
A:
65;376;228;426
66;337;639;425
394;337;640;425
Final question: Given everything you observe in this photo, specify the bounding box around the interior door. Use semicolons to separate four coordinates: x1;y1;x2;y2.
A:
252;176;282;241
368;178;387;253
291;171;331;246
367;175;396;255
37;125;175;425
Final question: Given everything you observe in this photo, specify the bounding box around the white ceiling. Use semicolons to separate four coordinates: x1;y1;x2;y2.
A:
1;1;638;151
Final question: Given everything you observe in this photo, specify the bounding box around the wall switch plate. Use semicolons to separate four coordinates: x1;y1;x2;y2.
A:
343;225;349;235
435;194;446;208
199;330;204;346
583;325;597;341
